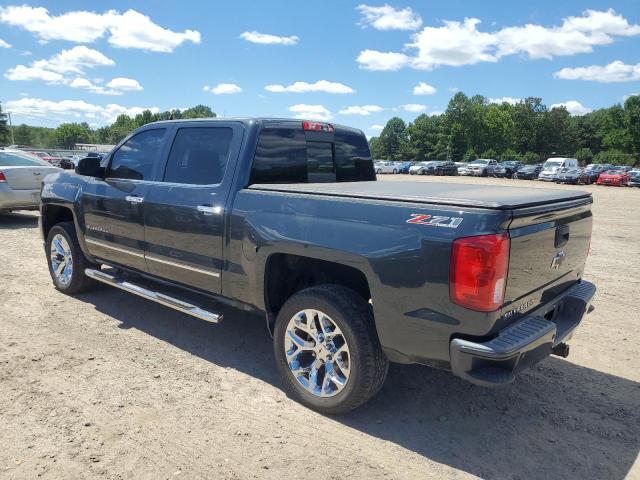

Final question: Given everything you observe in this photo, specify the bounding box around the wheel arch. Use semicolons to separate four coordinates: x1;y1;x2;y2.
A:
263;252;373;334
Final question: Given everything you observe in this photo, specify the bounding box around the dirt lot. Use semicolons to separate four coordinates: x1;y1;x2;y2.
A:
1;175;639;480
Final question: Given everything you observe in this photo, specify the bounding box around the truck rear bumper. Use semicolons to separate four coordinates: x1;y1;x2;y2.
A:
449;280;596;387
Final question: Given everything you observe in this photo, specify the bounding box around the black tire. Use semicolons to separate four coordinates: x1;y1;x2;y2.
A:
392;169;398;174
273;285;388;415
46;221;97;294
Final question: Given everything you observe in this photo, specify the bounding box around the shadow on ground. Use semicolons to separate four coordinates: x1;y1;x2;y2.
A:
0;211;39;230
77;288;639;480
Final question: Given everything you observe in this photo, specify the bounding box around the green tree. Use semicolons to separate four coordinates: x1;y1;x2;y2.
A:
594;150;636;166
52;122;94;149
377;117;407;160
0;102;9;145
481;148;498;159
13;124;33;145
500;148;519;161
574;147;594;165
462;148;477;161
624;95;640;155
182;105;216;119
522;151;540;164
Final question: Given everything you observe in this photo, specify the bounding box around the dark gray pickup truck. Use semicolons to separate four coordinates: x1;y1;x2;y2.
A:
40;118;596;414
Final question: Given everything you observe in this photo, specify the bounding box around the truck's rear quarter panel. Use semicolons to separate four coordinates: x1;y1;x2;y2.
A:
227;188;512;367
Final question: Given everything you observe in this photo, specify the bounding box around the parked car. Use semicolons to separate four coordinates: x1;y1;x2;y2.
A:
464;159;498;177
397;161;413;174
0;149;60;212
428;161;459;176
39;117;596;414
628;171;640;187
375;161;397;174
493;161;524;179
555;168;592;185
408;161;435;175
538;158;579;182
596;169;629;186
30;151;60;167
513;164;543;180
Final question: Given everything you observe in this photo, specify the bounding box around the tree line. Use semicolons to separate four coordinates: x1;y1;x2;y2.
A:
0;104;216;150
369;93;640;166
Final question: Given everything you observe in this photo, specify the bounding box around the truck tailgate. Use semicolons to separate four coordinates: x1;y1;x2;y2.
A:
505;198;592;306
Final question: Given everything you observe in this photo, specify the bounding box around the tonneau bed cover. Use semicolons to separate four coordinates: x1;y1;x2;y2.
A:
249;181;592;210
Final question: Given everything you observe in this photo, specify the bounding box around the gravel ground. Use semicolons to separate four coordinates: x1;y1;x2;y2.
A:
0;175;639;480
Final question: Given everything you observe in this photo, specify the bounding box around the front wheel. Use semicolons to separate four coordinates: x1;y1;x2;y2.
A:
46;222;97;294
273;285;388;415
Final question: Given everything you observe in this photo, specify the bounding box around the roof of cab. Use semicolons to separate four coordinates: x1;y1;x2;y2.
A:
143;117;363;134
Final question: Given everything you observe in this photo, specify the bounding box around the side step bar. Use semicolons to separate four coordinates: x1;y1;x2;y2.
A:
85;268;222;323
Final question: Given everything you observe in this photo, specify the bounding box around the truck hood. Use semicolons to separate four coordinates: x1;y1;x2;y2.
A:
249;181;592;210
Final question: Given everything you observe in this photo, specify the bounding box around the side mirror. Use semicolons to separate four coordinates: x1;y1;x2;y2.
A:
75;157;104;177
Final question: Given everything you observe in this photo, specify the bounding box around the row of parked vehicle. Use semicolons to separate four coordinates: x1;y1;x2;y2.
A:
374;158;640;187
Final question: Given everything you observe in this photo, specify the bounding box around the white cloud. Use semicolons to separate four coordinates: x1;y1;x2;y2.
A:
67;76;142;96
204;83;242;94
5;96;159;124
0;38;10;48
550;100;592;115
240;31;298;45
413;81;436;95
338;105;383;115
106;77;143;91
409;18;498;69
288;104;332;121
356;49;410;71
358;9;640;70
265;80;354;94
0;6;200;52
370;124;384;131
554;61;640;83
401;103;427;113
5;46;114;85
356;4;422;31
488;96;521;105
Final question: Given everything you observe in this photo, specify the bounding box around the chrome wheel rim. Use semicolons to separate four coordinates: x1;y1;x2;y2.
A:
284;309;351;398
50;234;73;286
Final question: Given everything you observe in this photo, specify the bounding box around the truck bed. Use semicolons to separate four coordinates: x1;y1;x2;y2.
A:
250;181;592;210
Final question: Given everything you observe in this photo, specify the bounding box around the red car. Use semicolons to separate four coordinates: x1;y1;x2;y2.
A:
30;151;60;167
596;169;629;186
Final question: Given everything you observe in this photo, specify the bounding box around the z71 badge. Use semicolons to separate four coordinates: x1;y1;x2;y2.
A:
406;214;463;229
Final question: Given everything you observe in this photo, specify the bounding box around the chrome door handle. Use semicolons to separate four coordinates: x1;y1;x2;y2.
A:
197;205;217;214
125;195;144;204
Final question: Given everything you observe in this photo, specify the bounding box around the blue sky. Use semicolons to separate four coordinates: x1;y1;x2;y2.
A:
0;0;639;136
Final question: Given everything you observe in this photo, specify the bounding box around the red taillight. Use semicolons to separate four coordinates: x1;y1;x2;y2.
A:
450;233;510;312
302;120;334;132
0;171;6;183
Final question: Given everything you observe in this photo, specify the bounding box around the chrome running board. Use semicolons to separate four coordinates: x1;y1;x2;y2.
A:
84;268;222;323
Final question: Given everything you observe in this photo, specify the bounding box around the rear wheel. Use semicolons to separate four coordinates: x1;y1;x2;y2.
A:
46;222;97;294
392;168;398;174
273;285;388;415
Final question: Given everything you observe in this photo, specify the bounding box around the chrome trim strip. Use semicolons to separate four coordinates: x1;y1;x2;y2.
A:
145;254;221;278
85;238;145;258
84;268;221;323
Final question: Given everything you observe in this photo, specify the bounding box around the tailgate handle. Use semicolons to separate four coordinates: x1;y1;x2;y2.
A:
555;225;570;248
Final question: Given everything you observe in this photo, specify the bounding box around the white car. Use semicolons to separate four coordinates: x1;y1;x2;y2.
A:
538;158;578;182
375;162;398;174
465;159;498;177
408;161;435;175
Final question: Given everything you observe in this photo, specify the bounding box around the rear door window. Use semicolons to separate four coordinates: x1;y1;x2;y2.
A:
250;126;374;184
163;127;233;185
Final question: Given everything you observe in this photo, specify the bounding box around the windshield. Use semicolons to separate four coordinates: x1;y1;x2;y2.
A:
470;160;489;165
0;151;51;166
543;160;564;169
